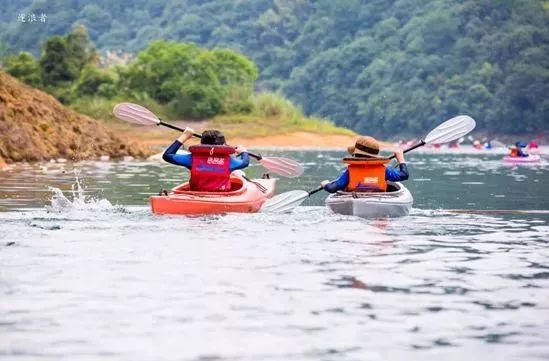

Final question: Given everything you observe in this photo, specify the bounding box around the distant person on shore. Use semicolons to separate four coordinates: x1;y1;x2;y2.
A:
162;128;249;192
509;141;529;157
448;140;460;149
320;136;409;193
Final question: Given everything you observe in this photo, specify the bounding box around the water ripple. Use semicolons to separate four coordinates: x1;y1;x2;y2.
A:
1;153;548;360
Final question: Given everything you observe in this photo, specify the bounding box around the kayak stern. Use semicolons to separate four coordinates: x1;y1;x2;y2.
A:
325;182;413;218
150;176;276;215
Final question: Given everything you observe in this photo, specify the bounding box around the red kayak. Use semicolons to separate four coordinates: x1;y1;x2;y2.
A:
150;174;276;215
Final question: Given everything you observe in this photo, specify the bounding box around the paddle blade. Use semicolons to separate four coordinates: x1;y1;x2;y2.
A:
260;190;309;213
113;103;161;126
490;140;506;148
424;115;476;145
259;157;304;178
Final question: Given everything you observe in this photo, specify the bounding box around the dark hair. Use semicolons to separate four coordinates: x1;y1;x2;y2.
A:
201;130;226;145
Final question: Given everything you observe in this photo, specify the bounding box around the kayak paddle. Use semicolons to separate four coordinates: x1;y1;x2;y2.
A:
260;115;476;213
113;103;304;178
388;115;476;158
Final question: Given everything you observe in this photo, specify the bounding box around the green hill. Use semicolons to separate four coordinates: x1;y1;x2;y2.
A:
2;0;548;136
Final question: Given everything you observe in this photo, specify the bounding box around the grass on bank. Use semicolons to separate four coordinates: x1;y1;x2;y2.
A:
211;93;355;138
69;92;355;139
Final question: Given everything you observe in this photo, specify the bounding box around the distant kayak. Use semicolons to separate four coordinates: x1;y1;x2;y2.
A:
502;154;541;164
325;182;413;218
150;174;276;215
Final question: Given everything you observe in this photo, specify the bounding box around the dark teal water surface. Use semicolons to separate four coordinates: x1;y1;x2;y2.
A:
0;151;548;212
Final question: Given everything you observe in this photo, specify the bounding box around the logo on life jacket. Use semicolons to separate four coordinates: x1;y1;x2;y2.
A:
207;157;226;165
363;176;379;184
189;145;235;192
343;157;390;192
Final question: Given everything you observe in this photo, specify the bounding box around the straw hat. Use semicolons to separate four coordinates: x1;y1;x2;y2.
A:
515;141;527;148
347;136;384;158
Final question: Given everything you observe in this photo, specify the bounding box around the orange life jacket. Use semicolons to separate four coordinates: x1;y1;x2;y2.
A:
343;157;390;192
510;148;518;157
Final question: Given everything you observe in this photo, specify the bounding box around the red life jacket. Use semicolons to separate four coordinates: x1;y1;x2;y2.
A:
343;157;390;192
189;145;235;192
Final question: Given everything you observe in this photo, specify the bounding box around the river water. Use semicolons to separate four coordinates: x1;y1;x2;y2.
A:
1;149;548;360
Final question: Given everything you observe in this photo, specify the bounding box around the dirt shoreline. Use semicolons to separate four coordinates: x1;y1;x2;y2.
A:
135;131;359;149
230;132;358;148
112;122;410;151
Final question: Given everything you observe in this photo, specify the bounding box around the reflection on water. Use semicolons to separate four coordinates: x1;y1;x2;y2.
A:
1;152;548;360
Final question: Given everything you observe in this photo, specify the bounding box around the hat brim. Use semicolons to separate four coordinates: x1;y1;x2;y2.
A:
347;145;386;159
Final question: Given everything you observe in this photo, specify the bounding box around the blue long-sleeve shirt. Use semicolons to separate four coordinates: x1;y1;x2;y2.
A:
324;163;409;193
162;141;250;171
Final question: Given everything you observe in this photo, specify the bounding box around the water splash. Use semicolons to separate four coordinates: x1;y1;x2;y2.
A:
48;172;116;212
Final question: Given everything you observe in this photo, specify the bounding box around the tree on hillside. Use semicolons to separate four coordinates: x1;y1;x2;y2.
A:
39;26;97;87
4;52;42;87
74;64;116;98
66;25;99;69
120;40;259;118
40;36;77;85
0;40;6;58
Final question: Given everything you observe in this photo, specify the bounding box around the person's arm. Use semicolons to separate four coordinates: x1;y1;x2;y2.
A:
386;149;409;182
162;127;194;168
386;163;409;182
321;169;349;193
230;146;250;171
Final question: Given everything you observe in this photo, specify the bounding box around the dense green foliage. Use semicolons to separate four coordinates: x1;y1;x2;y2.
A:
1;0;548;135
119;41;257;117
4;51;42;87
74;64;116;98
3;27;335;136
3;28;259;119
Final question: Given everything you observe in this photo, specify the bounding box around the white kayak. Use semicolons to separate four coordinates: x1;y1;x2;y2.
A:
502;154;541;164
325;182;413;218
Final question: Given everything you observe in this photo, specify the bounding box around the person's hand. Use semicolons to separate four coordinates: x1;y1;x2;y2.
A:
320;180;330;188
177;127;195;143
183;127;194;137
394;149;405;164
235;145;247;154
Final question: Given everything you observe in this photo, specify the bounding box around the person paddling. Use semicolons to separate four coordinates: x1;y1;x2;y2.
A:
162;128;249;192
509;141;529;158
528;140;540;155
320;136;409;193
